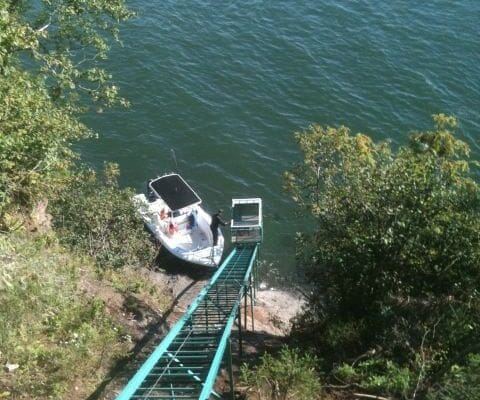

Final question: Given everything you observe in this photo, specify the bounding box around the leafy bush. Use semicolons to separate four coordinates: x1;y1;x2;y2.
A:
0;233;129;399
50;163;157;269
285;115;480;397
241;346;322;400
426;354;480;400
335;359;412;398
0;69;90;218
0;0;132;223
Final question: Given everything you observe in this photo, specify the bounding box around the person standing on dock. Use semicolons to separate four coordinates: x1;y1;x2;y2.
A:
210;209;227;246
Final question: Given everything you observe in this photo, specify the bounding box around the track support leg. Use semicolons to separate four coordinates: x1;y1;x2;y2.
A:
237;307;243;358
226;338;235;400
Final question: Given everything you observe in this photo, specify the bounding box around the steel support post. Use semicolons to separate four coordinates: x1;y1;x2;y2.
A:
226;338;235;400
249;277;255;332
253;258;258;304
237;308;243;358
244;290;248;330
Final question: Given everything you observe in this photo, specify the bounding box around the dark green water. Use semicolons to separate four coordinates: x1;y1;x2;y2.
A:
80;1;480;275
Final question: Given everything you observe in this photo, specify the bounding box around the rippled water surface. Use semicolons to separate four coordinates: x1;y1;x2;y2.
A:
81;0;480;275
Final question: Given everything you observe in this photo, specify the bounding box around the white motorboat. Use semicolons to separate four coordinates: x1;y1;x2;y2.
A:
133;174;224;267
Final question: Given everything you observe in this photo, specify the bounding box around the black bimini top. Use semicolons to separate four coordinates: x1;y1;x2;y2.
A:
149;174;201;211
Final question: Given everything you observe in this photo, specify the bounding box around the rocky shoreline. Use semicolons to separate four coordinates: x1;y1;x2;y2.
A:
163;269;305;334
93;264;304;399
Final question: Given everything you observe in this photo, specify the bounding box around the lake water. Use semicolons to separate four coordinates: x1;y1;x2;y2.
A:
80;0;480;278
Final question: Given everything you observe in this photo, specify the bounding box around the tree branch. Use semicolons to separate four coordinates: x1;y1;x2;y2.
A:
353;393;392;400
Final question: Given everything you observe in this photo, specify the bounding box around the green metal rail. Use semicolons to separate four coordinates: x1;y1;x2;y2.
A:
116;244;259;400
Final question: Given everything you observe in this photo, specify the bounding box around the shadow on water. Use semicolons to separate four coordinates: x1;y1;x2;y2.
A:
153;245;215;281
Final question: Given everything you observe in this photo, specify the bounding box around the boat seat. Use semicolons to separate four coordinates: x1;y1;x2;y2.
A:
172;213;191;232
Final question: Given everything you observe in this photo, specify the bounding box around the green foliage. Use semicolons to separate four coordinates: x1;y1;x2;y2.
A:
0;3;162;398
101;267;172;313
285;115;480;398
0;68;90;214
50;163;157;268
426;354;480;400
0;2;41;72
1;0;133;108
335;359;412;398
0;233;129;399
0;0;132;221
241;346;322;400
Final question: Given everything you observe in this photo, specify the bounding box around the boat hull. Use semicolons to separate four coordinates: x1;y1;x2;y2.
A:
134;194;224;267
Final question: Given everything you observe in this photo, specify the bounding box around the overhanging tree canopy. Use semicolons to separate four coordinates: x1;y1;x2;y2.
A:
285;115;480;398
0;0;132;217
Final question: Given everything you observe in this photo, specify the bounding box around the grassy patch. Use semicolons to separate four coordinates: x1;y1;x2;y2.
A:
0;233;130;399
100;267;172;314
241;346;323;400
